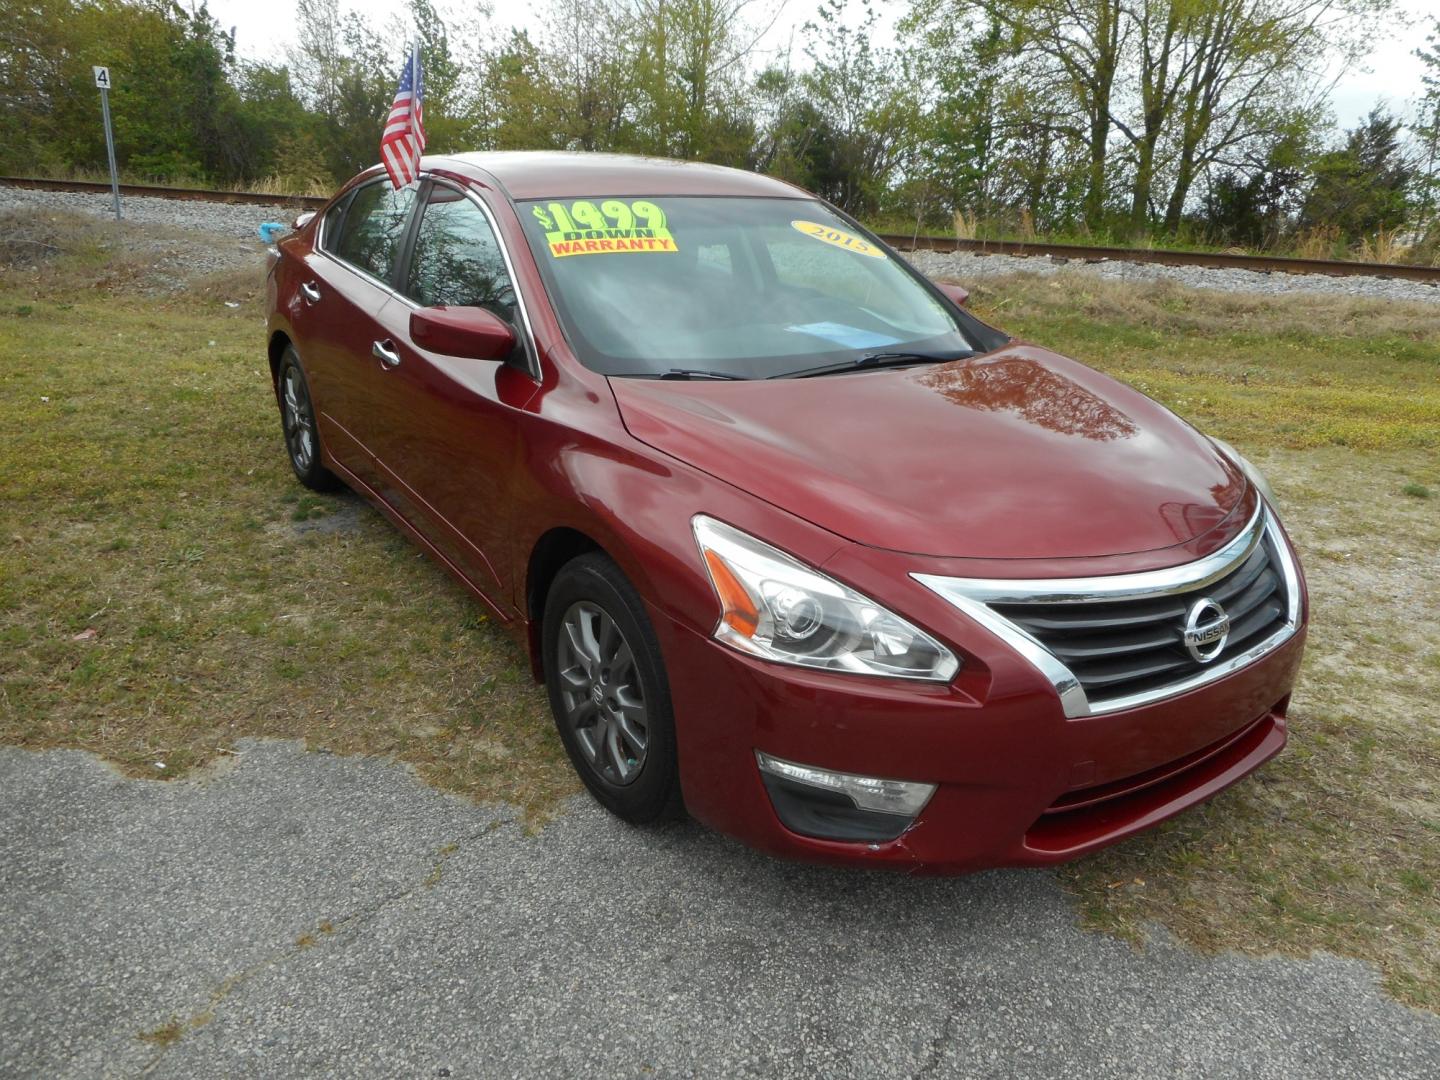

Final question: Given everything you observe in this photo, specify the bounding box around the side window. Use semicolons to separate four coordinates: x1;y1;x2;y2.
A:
695;241;733;276
332;182;417;281
404;187;516;322
318;192;351;252
766;236;874;303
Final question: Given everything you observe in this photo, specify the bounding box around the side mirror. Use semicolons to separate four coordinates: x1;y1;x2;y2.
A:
938;282;969;307
293;210;316;230
409;306;516;361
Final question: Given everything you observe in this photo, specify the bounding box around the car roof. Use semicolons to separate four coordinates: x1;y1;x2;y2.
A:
424;151;809;201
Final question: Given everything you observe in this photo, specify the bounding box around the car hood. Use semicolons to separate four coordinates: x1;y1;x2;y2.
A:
608;344;1248;560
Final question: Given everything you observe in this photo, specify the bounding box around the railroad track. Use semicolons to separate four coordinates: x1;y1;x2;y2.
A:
5;175;1438;284
879;233;1440;284
1;175;327;209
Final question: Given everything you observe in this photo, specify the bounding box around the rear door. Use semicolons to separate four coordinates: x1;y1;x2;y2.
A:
289;179;419;489
360;180;540;610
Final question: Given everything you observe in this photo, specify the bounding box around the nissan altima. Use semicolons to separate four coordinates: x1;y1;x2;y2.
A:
264;152;1307;873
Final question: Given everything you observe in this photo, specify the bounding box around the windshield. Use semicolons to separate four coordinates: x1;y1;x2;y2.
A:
517;196;1002;379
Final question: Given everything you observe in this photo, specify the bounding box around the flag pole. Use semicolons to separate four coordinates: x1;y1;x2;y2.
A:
412;37;422;177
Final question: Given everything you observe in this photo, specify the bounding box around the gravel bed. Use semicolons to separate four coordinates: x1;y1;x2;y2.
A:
0;184;298;241
0;185;289;289
905;248;1440;304
5;184;1437;303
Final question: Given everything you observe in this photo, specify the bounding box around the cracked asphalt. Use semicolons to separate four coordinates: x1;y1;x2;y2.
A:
3;740;1438;1079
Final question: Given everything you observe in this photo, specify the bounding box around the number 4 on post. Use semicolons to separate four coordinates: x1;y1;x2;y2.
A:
93;66;121;220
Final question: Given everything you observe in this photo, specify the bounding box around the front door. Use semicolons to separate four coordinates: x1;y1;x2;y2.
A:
359;181;539;611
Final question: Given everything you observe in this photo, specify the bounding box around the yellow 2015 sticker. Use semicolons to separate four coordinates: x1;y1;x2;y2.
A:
533;200;679;257
790;220;886;259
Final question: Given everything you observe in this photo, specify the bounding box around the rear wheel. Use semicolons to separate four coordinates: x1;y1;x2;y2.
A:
542;554;681;823
277;347;339;491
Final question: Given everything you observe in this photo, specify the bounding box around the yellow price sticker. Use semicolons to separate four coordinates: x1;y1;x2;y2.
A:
533;199;679;258
790;220;886;259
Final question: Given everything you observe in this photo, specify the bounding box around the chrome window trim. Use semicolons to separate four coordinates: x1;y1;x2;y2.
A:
912;504;1301;718
315;203;335;251
316;247;418;308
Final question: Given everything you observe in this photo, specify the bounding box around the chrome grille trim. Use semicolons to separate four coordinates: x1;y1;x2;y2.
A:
913;505;1301;718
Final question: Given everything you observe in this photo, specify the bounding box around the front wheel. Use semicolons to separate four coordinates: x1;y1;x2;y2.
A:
542;554;681;823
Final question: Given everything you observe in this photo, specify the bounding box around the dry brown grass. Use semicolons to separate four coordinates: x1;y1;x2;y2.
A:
239;174;334;198
1357;227;1410;265
19;166;333;199
962;272;1440;451
1293;225;1342;261
2;209;155;276
966;269;1440;344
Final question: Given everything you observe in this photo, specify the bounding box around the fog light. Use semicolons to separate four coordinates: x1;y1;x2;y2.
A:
756;751;935;818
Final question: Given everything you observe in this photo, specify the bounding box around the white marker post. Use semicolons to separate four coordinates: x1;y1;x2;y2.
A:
93;66;121;220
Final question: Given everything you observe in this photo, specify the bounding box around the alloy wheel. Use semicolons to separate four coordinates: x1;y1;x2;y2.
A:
556;600;650;786
281;365;316;473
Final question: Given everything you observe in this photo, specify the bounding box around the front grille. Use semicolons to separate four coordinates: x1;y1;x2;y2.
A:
991;535;1289;708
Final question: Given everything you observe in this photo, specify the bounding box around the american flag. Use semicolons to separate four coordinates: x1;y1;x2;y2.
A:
380;46;425;189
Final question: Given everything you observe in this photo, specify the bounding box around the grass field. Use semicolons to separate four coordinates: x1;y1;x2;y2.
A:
2;214;1439;1009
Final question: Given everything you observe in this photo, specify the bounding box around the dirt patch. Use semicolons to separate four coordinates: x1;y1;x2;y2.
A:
0;207;267;294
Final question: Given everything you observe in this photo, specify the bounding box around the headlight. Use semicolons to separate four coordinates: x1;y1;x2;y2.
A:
1210;437;1275;504
691;516;960;681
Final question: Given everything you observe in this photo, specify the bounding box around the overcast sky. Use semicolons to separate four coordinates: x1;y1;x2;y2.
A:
205;0;1432;133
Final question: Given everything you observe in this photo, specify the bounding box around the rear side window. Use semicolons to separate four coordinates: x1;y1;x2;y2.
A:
332;182;416;281
404;187;516;322
318;193;351;251
767;233;913;310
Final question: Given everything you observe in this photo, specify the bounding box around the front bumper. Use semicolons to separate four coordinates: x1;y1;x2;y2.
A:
651;599;1305;875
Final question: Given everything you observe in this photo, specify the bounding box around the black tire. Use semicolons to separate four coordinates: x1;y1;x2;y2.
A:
277;346;340;491
542;553;682;823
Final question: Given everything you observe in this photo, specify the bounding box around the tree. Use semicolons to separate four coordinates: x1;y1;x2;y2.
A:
789;0;923;216
405;0;483;154
1196;123;1311;247
628;0;765;164
1414;18;1440;234
909;0;1128;230
1300;108;1416;241
288;0;395;179
901;15;1005;226
1146;0;1382;233
905;0;1389;236
536;0;638;151
0;0;286;183
479;29;572;151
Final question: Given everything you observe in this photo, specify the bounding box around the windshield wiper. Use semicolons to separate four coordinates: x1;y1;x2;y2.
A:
610;368;747;381
656;368;747;381
775;351;968;379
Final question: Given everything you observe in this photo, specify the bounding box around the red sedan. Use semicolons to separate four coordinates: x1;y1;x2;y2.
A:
265;152;1307;873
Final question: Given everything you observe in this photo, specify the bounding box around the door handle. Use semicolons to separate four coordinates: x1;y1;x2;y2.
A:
300;281;321;304
372;339;401;368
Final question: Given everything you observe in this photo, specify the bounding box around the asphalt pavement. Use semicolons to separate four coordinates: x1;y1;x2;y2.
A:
3;739;1437;1079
